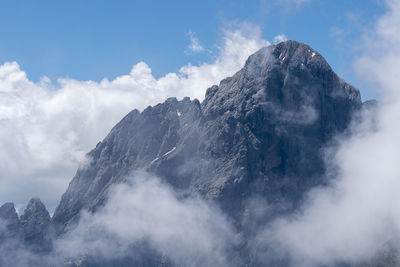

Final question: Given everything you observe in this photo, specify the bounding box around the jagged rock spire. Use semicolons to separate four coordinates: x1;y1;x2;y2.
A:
0;202;21;240
20;198;52;252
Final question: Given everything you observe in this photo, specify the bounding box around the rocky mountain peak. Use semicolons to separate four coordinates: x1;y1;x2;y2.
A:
0;202;18;220
0;202;21;239
20;198;50;224
20;198;52;252
203;40;360;124
242;40;330;77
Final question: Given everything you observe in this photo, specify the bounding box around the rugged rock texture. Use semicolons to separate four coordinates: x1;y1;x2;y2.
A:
0;202;21;240
52;96;204;233
52;40;361;236
197;41;361;222
0;198;52;252
20;198;52;252
0;199;53;266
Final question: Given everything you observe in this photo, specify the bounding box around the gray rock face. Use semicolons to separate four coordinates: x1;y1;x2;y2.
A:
52;40;361;235
0;199;52;264
52;96;203;233
0;202;21;240
20;198;52;252
197;41;361;221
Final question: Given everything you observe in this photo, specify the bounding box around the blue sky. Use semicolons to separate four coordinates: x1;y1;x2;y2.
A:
0;0;385;99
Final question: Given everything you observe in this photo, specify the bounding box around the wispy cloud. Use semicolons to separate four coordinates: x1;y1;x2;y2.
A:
272;34;288;44
186;30;204;54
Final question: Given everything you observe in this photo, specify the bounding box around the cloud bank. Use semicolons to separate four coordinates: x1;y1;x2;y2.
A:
55;171;238;266
0;172;237;266
0;23;269;211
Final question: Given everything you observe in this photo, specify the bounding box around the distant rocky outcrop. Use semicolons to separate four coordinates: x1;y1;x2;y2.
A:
20;198;52;253
0;202;21;241
0;198;52;254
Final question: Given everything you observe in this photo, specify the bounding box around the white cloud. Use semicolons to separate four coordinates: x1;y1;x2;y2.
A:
354;0;400;96
0;23;270;211
256;0;400;265
57;172;237;266
273;34;288;44
186;30;204;53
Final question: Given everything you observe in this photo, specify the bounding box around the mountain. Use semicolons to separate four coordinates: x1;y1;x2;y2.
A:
52;40;361;235
0;40;367;266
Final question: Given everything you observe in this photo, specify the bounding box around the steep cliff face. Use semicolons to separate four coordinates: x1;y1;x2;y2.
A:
52;40;361;235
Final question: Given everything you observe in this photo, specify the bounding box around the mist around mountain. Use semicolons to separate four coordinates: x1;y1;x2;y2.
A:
0;40;398;267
